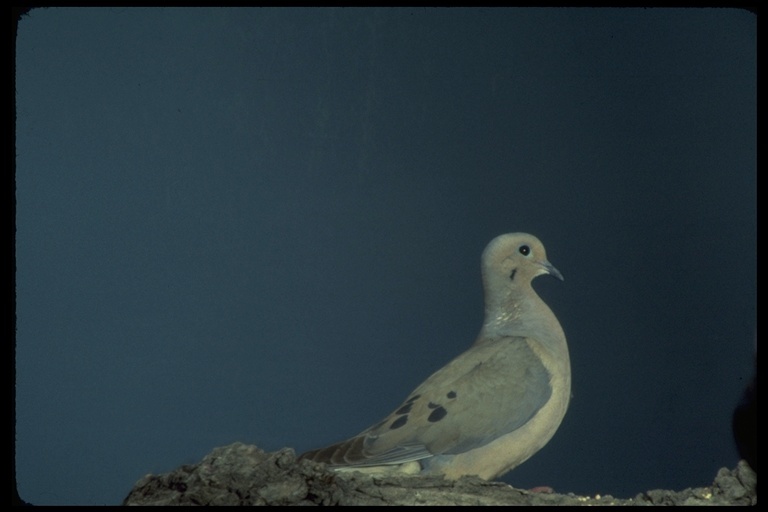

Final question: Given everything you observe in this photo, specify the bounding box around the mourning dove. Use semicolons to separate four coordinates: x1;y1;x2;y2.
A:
299;233;570;480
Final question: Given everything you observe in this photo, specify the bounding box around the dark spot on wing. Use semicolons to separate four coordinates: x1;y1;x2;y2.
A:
390;415;408;430
427;406;447;423
447;391;457;399
405;395;421;403
427;402;439;409
509;268;517;281
395;402;413;415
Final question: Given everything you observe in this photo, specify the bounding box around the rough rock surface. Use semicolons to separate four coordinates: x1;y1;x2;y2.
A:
123;443;756;506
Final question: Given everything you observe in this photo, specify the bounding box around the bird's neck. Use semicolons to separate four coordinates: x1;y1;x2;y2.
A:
479;284;563;343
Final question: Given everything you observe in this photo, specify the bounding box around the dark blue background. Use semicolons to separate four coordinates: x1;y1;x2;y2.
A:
16;7;755;505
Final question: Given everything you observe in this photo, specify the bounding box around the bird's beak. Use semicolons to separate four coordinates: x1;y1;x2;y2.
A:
540;260;564;281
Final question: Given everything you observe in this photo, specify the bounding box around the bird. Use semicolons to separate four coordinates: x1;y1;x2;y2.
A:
299;233;570;480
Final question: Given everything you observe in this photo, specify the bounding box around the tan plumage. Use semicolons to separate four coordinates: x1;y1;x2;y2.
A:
300;233;570;480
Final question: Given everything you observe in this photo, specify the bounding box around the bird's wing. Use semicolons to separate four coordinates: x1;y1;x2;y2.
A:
302;335;552;467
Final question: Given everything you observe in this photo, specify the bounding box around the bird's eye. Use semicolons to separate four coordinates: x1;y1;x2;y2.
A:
519;245;531;256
